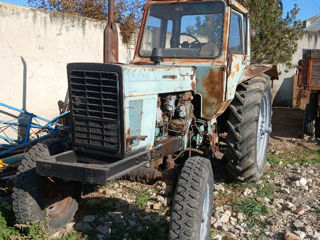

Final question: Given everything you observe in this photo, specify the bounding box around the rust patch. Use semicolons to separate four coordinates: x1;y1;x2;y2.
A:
152;137;183;160
240;64;273;83
153;158;163;169
162;75;177;79
222;8;230;54
126;128;130;139
183;91;193;101
201;68;224;119
210;99;232;118
232;0;249;14
235;63;240;72
191;80;197;90
230;71;235;79
126;135;147;148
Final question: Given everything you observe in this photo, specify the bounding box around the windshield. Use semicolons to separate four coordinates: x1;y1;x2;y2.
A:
139;1;225;59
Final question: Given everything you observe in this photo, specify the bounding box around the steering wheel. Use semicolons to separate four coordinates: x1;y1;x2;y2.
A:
180;33;202;49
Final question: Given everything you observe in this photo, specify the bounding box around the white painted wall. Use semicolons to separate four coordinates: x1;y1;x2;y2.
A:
0;2;135;120
273;31;320;106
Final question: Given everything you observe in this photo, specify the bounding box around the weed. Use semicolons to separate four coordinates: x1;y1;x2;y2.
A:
255;183;275;200
277;149;320;165
263;169;276;179
210;231;218;238
236;198;268;228
0;203;20;240
24;222;48;240
267;155;279;165
136;191;150;209
57;232;86;240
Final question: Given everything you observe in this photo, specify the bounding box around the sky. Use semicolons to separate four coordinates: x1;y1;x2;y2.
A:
282;0;320;21
1;0;320;21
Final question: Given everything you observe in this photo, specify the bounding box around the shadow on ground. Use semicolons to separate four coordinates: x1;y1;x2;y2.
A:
270;107;304;139
73;184;169;240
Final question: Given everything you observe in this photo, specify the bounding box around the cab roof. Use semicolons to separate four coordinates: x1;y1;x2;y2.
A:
147;0;249;14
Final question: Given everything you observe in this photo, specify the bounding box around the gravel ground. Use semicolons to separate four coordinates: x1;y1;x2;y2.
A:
0;108;319;240
49;135;320;240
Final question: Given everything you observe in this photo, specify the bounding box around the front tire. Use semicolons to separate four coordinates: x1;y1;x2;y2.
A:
169;156;214;240
225;76;272;181
12;141;81;234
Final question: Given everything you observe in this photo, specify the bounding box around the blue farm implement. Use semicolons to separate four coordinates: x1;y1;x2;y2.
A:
0;102;69;159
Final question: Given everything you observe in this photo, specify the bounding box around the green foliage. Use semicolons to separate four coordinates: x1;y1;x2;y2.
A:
284;150;320;165
136;191;150;209
267;154;280;165
57;232;86;240
238;0;304;67
255;183;275;200
0;202;86;240
236;198;268;228
27;0;146;44
239;181;275;200
23;222;48;240
0;202;15;226
0;203;20;240
186;14;223;44
270;149;320;166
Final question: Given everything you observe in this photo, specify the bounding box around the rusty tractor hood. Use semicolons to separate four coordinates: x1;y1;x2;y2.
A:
121;64;196;97
121;63;227;120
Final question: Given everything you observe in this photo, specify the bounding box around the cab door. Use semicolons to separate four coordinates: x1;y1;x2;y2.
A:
226;10;248;100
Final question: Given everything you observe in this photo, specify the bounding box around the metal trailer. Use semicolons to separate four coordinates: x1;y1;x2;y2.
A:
297;49;320;136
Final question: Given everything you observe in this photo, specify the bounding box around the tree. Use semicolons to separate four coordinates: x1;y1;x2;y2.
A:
27;0;146;44
239;0;304;67
186;14;224;48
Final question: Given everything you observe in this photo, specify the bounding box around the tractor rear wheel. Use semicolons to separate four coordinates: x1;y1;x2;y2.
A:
12;141;81;234
169;156;214;240
225;76;272;181
304;93;318;137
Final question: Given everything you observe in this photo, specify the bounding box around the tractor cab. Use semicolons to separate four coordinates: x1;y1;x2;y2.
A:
132;0;251;66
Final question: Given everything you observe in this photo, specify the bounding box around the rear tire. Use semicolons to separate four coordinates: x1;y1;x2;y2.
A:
12;141;81;234
304;93;318;136
169;156;214;240
225;76;272;181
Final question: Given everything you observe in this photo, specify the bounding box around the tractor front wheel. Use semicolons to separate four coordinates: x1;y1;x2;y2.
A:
169;156;214;240
12;141;81;234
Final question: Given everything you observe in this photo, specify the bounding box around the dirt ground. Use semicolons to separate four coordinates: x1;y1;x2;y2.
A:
270;107;319;151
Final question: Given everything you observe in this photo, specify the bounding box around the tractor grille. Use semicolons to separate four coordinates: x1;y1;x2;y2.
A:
68;64;123;157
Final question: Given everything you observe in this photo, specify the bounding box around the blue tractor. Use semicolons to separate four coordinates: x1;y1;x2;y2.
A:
13;0;273;239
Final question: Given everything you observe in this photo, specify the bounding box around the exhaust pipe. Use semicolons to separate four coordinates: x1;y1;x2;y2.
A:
104;0;119;64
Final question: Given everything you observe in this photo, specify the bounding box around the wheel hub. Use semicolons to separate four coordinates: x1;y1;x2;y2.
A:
47;197;73;218
43;177;73;218
200;183;210;240
256;91;271;168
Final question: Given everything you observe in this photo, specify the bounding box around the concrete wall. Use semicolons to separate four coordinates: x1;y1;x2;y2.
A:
273;31;320;106
0;2;135;120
